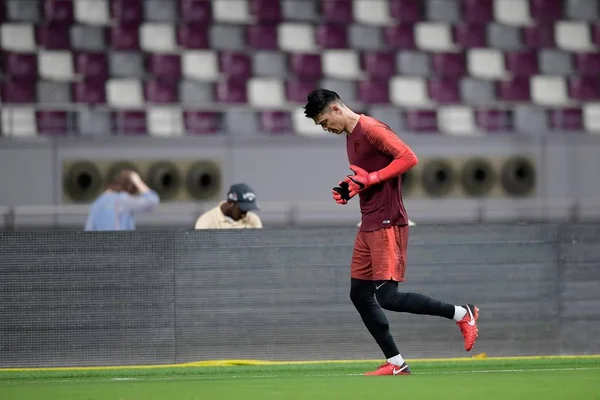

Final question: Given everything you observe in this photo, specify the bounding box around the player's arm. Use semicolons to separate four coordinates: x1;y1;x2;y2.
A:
346;125;418;194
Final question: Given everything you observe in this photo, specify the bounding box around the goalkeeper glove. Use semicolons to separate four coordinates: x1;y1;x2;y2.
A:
346;165;382;197
332;181;351;205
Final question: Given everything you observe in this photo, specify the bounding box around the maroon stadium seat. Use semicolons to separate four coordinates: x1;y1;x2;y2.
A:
73;81;107;104
37;111;70;135
389;0;421;23
1;81;36;103
286;80;318;102
247;25;278;50
575;52;600;76
111;0;143;25
219;52;252;79
549;108;583;130
428;78;460;103
183;111;222;134
290;54;323;79
148;54;182;81
145;80;178;103
529;0;562;22
113;110;147;135
109;25;140;50
461;0;493;23
180;0;212;23
358;80;390;104
362;52;396;78
36;24;71;50
522;24;555;48
384;24;416;49
4;53;37;79
321;0;353;23
75;53;108;80
568;77;600;101
215;79;248;103
505;51;539;77
316;24;348;49
260;111;294;134
593;23;600;47
454;23;486;48
404;110;438;132
475;109;514;131
177;24;209;49
250;0;282;22
44;0;74;24
432;52;466;77
497;78;531;101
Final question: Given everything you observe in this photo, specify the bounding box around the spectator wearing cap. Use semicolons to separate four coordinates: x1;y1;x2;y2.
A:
194;183;263;229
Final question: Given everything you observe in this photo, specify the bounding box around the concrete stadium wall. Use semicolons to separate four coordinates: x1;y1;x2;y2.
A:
1;223;599;368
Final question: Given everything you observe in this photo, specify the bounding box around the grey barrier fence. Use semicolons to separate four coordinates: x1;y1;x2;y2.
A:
1;223;599;368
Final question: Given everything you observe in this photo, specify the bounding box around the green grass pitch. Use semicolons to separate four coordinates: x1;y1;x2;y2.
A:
1;357;599;400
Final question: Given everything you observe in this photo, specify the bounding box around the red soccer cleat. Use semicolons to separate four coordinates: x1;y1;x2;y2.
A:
457;304;479;351
364;362;411;376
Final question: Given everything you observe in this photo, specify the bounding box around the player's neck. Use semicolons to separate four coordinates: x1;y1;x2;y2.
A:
345;112;361;135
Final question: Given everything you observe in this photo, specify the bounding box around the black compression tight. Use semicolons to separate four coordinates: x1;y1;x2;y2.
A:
349;278;455;358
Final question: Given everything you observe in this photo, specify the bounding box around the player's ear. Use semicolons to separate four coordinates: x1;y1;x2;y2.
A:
330;104;342;115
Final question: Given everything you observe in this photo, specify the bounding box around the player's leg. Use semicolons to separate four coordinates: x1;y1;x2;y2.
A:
370;225;480;351
350;231;411;376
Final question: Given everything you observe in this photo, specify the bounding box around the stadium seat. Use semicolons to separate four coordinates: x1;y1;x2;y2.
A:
212;0;250;23
427;0;460;22
73;81;107;104
384;24;416;49
290;54;323;79
140;23;176;52
286;80;318;103
6;0;40;22
538;50;573;75
555;21;594;51
467;49;506;79
428;77;461;104
38;81;72;104
432;52;466;77
182;50;219;80
260;111;294;134
74;0;110;25
316;24;348;49
1;107;37;137
475;109;513;131
353;0;391;26
248;25;279;50
565;0;599;21
522;23;555;48
389;0;421;23
362;52;396;78
530;0;563;22
390;76;429;107
460;78;496;105
252;51;287;77
71;25;106;51
220;52;252;79
278;23;317;51
415;23;455;51
180;0;212;23
438;106;476;135
36;111;71;135
281;0;319;22
144;80;179;103
144;0;178;22
322;0;354;23
583;103;600;132
569;77;600;101
209;24;246;50
531;75;568;106
44;0;74;24
358;80;390;104
38;51;74;81
111;0;143;25
462;0;493;23
505;51;539;77
4;52;38;79
216;79;248;103
179;80;214;105
147;106;184;136
250;0;282;22
497;77;531;102
183;111;222;134
248;78;286;108
75;53;108;80
404;110;438;132
107;78;143;108
322;50;360;79
1;81;36;103
575;53;600;76
549;108;584;130
177;24;209;49
148;54;182;82
113;110;147;135
454;23;487;48
37;23;71;50
0;24;34;52
349;24;383;50
493;0;531;26
109;25;139;50
396;51;431;76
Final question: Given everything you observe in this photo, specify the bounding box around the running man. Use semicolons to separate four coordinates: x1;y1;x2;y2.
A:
303;89;479;376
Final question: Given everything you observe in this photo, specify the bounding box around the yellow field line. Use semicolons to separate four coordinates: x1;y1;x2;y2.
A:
2;354;600;372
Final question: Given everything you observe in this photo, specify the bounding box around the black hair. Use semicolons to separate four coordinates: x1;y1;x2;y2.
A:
303;89;342;119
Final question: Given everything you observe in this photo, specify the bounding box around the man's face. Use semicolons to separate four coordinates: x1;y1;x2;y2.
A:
230;203;247;221
313;104;345;135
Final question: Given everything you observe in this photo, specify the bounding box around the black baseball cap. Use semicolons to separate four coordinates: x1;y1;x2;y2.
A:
227;183;259;212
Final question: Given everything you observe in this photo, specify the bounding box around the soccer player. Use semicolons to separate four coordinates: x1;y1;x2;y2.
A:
303;89;479;376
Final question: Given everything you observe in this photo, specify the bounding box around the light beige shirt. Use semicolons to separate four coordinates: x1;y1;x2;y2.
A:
194;202;263;229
